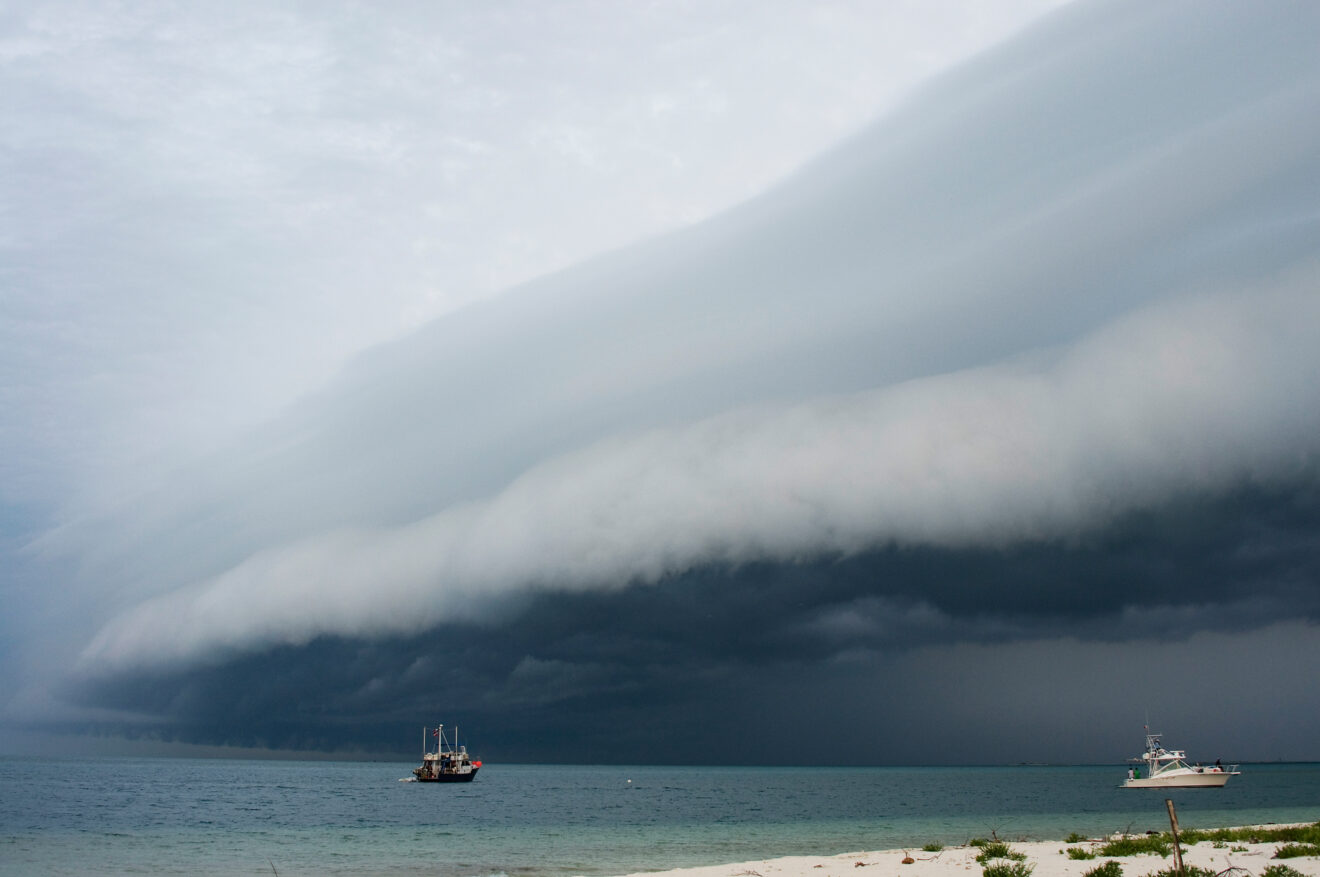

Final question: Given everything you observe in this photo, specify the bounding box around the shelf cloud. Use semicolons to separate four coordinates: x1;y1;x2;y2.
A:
79;277;1320;673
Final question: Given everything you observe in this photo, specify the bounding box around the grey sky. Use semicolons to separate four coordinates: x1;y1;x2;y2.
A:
4;0;1320;763
1;0;1061;510
2;0;1062;715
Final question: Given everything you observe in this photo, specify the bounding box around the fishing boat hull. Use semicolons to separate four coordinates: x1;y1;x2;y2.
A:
415;768;479;783
1123;770;1231;788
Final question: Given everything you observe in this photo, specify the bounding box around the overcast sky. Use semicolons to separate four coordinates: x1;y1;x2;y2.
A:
4;0;1319;764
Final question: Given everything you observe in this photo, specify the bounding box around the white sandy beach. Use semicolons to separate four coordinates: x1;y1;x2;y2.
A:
623;833;1320;877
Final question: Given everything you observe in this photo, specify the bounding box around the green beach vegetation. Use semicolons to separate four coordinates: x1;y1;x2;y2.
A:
966;820;1319;877
1261;866;1306;877
1095;835;1171;858
981;862;1034;877
1081;861;1123;877
978;840;1033;877
1143;866;1218;877
976;842;1028;865
1177;823;1320;847
1058;821;1320;864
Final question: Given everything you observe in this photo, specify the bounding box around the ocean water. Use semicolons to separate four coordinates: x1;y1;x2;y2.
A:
1;758;1317;877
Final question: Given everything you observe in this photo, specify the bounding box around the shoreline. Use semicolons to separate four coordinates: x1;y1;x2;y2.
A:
619;827;1320;877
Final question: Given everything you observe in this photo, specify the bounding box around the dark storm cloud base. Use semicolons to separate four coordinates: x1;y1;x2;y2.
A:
67;479;1320;763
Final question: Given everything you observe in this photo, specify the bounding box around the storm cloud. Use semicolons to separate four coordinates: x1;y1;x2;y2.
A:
77;278;1320;673
6;0;1320;762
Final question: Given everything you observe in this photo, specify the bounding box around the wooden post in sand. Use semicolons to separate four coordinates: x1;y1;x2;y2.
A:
1165;799;1185;877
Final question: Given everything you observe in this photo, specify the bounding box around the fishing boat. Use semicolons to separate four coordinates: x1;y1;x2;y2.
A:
1122;728;1238;788
412;724;482;783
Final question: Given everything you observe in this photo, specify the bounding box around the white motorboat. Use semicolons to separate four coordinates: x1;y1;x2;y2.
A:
1122;729;1239;788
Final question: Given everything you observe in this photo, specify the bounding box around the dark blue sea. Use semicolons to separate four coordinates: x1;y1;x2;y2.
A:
2;758;1317;876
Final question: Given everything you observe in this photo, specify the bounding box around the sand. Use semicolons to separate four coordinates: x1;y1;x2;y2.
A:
620;833;1320;877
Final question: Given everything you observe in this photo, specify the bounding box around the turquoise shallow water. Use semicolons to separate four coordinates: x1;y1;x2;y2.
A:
1;758;1317;876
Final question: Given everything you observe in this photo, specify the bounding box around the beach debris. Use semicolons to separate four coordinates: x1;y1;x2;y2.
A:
901;851;915;865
